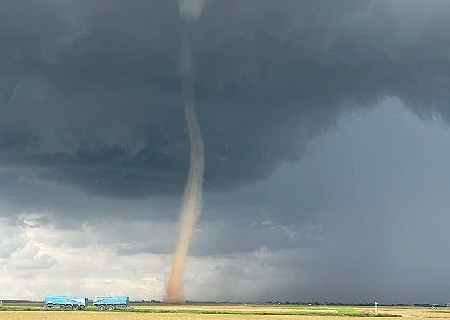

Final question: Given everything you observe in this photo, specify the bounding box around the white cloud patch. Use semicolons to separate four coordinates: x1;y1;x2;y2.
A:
0;218;26;259
9;243;56;270
0;216;56;294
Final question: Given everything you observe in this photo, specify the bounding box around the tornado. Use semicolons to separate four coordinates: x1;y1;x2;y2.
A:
166;0;206;303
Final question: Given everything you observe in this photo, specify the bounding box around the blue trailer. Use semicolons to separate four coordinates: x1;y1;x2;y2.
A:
93;296;129;311
44;295;88;310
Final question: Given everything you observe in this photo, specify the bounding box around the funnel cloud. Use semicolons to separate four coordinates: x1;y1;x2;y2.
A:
166;0;208;303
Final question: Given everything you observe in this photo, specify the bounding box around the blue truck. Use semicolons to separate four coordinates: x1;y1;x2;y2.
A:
44;295;88;310
93;296;129;311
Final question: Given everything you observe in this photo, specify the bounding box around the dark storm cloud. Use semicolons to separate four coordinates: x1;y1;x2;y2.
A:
1;0;450;198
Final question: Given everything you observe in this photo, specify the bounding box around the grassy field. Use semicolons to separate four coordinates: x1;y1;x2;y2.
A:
2;303;449;320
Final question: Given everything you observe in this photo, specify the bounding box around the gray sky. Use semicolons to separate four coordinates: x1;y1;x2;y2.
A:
1;0;450;303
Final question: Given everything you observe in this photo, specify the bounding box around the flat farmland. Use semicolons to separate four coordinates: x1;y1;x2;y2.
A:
0;312;400;320
1;303;449;320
